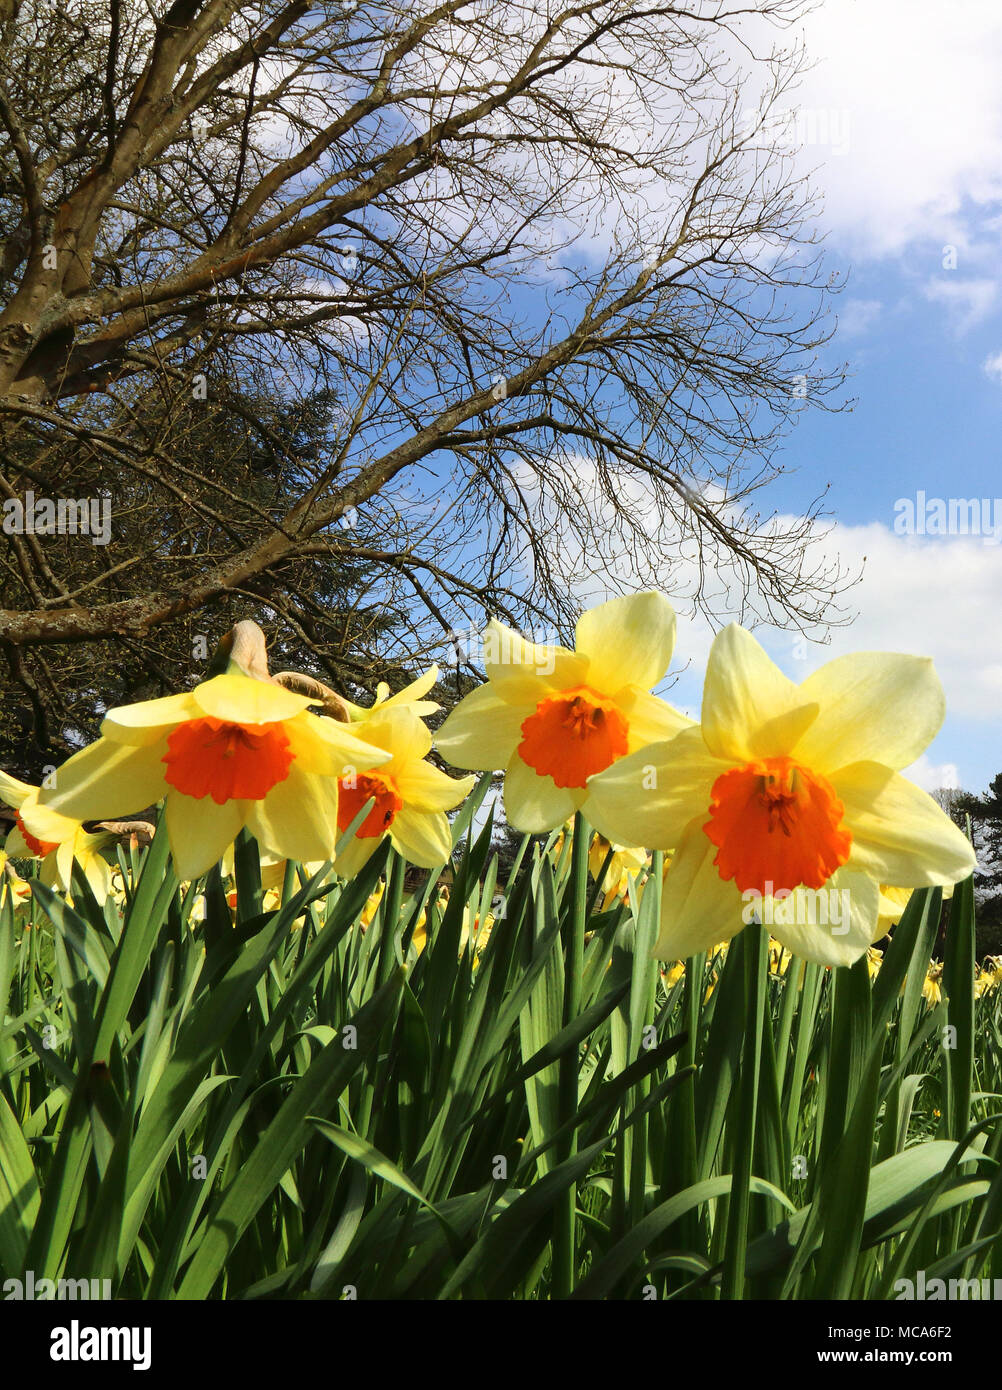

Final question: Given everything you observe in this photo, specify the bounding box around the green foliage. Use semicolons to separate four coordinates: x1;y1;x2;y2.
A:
0;816;998;1300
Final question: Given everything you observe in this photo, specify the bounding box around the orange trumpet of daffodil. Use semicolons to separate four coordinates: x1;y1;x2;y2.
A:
585;625;976;968
334;704;475;877
435;592;690;832
37;670;389;881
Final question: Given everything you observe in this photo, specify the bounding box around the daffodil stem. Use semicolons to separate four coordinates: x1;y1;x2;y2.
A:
721;920;766;1300
553;810;589;1298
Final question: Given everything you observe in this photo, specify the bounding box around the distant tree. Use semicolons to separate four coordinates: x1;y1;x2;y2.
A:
956;774;1002;888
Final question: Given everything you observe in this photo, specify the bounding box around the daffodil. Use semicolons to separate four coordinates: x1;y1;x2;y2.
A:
876;881;954;939
976;957;1002;997
37;671;390;880
2;770;115;903
588;834;648;909
360;881;385;927
0;849;32;908
768;937;793;976
435;592;690;832
922;962;944;1008
340;666;441;722
877;885;914;936
586;625;976;968
332;704;474;877
409;891;494;963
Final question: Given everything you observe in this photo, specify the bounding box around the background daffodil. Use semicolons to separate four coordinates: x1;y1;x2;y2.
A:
340;665;441;722
1;769;115;903
588;834;648;910
585;624;976;968
37;671;389;880
334;706;475;877
435;591;690;832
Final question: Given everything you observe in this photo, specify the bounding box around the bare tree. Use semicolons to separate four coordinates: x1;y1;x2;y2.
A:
0;0;852;762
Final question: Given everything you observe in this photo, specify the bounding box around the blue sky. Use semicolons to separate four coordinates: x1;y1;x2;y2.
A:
647;0;1002;798
358;0;1002;799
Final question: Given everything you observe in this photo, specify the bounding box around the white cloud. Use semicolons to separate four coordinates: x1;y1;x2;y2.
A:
984;350;1002;383
922;276;999;332
837;298;882;338
796;0;1002;259
756;520;1002;726
904;755;961;794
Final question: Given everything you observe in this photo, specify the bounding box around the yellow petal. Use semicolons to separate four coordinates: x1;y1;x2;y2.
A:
618;688;694;752
285;712;390;777
50;834;113;903
574;591;677;696
355;707;432;765
17;794;81;847
193;672;315;724
585;726;724;850
4;825;31;857
166;792;244;880
390;806;453;867
41;739;170;822
378;664;440;711
334;831;381;879
835;761;977;887
394;760;476;812
342;666;441;720
504;752;580;833
436;683;528;770
482;619;588;697
878;884;913;926
764;868;881;968
653;817;747;960
702;625;818;762
0;769;34;807
101;691;201;746
795;653;946;773
245;764;341;865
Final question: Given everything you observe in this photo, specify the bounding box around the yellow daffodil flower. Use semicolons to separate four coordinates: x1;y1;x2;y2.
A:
974;954;1002;998
2;770;115;903
588;833;648;910
436;592;690;832
340;666;441;722
333;705;475;877
361;881;385;927
586;625;976;968
768;937;793;976
0;849;32;908
922;962;944;1007
876;881;954;939
37;671;389;881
